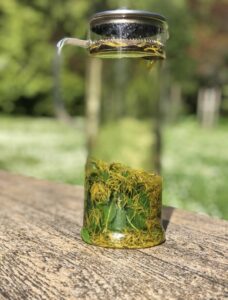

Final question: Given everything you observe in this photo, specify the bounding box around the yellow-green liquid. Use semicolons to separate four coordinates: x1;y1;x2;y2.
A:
89;39;165;60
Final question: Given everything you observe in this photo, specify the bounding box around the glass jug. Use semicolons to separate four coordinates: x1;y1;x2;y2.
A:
58;9;169;248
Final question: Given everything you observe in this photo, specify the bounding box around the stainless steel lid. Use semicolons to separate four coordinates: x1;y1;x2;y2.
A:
90;9;168;39
90;9;166;24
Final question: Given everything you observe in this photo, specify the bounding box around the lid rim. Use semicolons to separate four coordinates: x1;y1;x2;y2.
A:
90;9;167;24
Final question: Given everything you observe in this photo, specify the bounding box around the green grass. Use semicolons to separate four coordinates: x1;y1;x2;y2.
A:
162;118;228;219
0;115;227;219
0;116;86;184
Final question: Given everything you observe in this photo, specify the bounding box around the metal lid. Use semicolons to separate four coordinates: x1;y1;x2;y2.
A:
90;9;167;25
90;9;168;39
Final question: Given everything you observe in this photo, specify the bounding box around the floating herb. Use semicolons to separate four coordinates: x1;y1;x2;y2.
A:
81;159;165;248
89;39;166;61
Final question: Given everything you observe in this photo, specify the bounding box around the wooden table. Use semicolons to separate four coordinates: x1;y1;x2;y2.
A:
0;171;227;300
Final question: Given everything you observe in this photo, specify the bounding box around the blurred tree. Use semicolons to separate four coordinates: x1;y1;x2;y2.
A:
189;0;228;127
0;0;89;116
0;0;196;118
0;1;51;114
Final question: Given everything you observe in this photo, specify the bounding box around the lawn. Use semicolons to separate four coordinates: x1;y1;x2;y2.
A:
0;116;86;184
162;118;228;220
0;115;227;219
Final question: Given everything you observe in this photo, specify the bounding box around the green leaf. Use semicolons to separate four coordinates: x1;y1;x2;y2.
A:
103;202;116;224
126;210;147;231
132;214;147;230
81;228;91;244
110;208;127;232
122;170;129;177
101;171;109;182
139;193;150;209
126;208;135;221
126;197;134;207
103;202;117;230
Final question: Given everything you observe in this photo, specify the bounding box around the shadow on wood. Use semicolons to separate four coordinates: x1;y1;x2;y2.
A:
162;206;175;231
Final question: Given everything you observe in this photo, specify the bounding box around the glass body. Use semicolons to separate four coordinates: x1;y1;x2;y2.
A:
58;9;169;248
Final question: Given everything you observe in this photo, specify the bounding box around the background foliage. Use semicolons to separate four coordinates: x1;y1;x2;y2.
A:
1;0;227;116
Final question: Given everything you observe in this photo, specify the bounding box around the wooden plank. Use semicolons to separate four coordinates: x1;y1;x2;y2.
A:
0;171;227;300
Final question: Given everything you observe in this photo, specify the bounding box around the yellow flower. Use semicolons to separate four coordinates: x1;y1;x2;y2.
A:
90;182;110;203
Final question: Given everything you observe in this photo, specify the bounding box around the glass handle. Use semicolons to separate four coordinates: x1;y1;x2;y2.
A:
57;37;90;55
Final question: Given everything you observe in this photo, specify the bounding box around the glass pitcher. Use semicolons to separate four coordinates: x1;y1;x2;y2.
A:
58;9;169;248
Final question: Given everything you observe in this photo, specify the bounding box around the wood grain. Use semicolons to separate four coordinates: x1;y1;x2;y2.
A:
0;171;227;300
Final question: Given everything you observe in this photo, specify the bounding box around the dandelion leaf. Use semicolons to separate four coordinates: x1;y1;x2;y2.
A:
81;228;91;244
110;208;127;232
103;202;117;227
